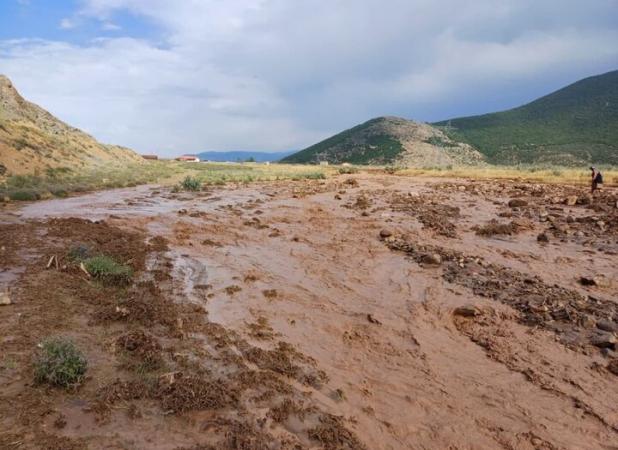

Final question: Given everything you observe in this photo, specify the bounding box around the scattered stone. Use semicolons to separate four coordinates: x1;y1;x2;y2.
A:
420;253;442;266
596;320;618;333
590;332;617;348
0;291;11;306
508;199;527;208
334;194;342;200
366;314;382;325
537;233;549;243
453;304;482;317
578;194;592;205
579;276;597;286
379;229;393;238
564;196;578;206
607;360;618;376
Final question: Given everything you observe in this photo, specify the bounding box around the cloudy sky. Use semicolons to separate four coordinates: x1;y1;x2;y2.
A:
0;0;617;156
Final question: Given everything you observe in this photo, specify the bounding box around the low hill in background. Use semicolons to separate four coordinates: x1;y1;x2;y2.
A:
0;75;142;176
281;117;484;166
434;70;618;165
197;150;294;162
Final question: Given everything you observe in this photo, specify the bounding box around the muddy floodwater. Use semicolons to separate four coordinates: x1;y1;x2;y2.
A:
1;173;617;449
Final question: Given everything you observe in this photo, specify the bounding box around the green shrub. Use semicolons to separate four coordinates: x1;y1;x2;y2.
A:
384;166;402;175
34;338;88;388
84;255;133;285
9;190;40;201
303;172;326;180
181;176;201;191
68;243;92;262
338;166;358;174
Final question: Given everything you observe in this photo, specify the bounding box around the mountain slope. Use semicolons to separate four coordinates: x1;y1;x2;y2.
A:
281;117;484;166
197;150;294;162
434;70;618;165
0;75;142;176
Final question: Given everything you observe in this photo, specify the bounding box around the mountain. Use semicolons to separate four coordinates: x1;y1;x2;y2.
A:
196;150;295;162
434;70;618;165
281;117;484;166
0;75;142;176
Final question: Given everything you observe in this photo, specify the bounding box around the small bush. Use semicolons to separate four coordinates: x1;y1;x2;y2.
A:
9;190;40;201
181;176;201;191
34;338;88;388
303;172;326;180
68;243;92;262
338;166;358;174
84;255;133;285
384;166;402;175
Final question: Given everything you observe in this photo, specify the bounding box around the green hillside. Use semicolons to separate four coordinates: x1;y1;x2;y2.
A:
281;118;401;164
281;117;484;166
434;70;618;165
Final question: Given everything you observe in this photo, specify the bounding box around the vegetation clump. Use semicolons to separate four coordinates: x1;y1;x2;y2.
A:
180;175;202;191
84;255;133;285
338;166;358;174
34;337;88;388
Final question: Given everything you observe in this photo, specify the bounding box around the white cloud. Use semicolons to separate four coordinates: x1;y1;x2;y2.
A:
1;0;617;156
101;21;121;31
59;18;76;29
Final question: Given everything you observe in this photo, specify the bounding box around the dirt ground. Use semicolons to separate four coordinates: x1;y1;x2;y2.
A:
1;173;617;450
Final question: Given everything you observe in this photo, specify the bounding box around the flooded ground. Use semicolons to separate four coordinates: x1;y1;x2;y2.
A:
1;173;617;449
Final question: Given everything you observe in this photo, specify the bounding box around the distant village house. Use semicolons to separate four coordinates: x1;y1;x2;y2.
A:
176;155;201;162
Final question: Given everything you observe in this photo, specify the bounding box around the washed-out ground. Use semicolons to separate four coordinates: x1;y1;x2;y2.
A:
1;173;617;449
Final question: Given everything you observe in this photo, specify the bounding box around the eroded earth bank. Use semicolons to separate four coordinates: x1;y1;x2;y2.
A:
1;173;617;449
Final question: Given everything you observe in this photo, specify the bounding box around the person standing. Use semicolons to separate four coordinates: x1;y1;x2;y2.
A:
590;166;603;194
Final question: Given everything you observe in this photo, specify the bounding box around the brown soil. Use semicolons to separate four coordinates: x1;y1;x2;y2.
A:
1;174;617;449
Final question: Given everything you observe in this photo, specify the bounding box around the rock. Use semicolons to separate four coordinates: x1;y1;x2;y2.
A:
420;253;442;266
564;195;578;206
379;229;393;238
578;194;592;205
366;314;382;325
334;194;342;200
566;215;574;223
453;304;482;317
607;360;618;376
508;199;527;208
590;332;617;348
0;291;11;306
596;320;618;333
579;276;597;286
536;233;549;243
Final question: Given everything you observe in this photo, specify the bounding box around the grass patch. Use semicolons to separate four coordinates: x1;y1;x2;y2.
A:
8;190;39;201
338;166;359;174
0;161;331;201
34;338;88;388
84;255;133;286
180;175;201;191
397;165;618;185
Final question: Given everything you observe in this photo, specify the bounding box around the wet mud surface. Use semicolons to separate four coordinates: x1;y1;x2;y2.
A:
1;174;617;449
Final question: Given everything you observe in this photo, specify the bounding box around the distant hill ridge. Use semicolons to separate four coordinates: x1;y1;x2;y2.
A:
433;70;618;165
281;116;484;166
197;150;294;162
0;75;142;176
284;70;618;166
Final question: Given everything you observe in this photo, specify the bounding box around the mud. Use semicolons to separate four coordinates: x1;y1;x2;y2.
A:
1;174;617;449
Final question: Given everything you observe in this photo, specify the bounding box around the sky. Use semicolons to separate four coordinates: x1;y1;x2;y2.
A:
0;0;617;156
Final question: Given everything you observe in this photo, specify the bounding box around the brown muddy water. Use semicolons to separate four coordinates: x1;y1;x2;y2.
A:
1;174;617;449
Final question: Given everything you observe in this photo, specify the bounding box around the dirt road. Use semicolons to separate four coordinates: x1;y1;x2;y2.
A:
1;174;617;449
